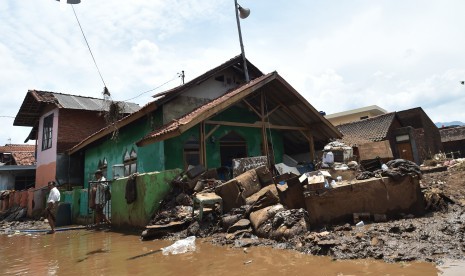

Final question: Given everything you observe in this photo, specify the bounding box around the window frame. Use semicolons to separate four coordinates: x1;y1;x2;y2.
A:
42;114;54;151
123;148;137;176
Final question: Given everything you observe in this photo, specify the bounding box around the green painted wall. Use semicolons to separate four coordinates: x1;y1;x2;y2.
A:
110;169;181;228
164;106;284;170
83;111;164;187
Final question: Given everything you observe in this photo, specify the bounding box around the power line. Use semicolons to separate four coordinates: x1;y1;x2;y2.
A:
71;5;107;88
122;74;181;102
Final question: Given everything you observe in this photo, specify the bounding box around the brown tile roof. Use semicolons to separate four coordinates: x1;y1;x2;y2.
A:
337;113;397;146
0;144;36;165
0;144;35;153
440;125;465;143
11;152;36;166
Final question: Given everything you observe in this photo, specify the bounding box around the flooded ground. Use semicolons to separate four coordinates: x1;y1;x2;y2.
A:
1;229;460;276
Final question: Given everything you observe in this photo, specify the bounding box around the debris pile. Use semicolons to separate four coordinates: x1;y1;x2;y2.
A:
142;156;425;249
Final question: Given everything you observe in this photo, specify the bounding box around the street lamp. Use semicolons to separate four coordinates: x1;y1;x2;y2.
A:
56;0;81;4
234;0;250;82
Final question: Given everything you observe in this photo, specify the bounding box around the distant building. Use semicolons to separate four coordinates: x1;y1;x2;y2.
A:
0;144;36;190
337;107;442;164
325;105;387;126
439;125;465;158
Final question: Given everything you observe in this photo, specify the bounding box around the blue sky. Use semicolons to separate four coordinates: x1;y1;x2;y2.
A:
1;0;465;145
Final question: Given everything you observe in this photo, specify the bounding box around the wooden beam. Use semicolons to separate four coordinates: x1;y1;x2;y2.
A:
205;120;261;128
300;130;315;162
261;91;270;166
264;105;280;119
242;99;262;119
205;120;309;131
205;125;220;140
200;122;207;167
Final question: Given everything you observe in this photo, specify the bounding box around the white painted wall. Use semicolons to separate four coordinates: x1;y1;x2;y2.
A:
36;109;58;168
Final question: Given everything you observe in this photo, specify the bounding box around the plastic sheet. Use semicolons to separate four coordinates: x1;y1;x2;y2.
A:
161;236;196;255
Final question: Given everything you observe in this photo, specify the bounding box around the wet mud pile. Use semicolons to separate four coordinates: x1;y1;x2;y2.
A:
147;162;465;264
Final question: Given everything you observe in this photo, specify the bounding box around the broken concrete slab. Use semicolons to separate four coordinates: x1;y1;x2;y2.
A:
304;175;425;228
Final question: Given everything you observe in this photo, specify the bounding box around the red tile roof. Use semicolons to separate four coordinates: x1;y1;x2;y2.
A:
11;152;36;166
0;144;35;153
0;144;36;165
337;113;396;146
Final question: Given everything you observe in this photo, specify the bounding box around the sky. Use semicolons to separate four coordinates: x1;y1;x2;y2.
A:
1;0;465;145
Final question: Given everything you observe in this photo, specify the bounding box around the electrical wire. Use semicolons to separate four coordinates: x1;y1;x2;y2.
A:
122;74;181;102
72;5;107;88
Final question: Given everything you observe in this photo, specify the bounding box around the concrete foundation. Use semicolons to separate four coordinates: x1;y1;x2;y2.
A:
304;175;425;228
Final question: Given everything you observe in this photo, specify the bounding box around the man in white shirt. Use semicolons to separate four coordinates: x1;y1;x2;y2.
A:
46;181;60;234
94;170;111;225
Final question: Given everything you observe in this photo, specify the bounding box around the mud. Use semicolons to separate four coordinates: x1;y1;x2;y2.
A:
157;165;465;265
2;164;465;266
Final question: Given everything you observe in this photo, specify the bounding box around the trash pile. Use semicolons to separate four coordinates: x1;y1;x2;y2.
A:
356;159;422;181
142;164;311;241
0;191;27;222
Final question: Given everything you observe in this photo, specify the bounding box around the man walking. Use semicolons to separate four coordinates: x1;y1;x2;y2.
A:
46;181;60;234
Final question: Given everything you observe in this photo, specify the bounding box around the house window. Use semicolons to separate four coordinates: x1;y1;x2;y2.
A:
42;114;53;150
124;148;137;176
184;136;200;169
396;134;410;142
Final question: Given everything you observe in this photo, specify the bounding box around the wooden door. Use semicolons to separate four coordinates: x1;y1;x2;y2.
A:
397;142;414;161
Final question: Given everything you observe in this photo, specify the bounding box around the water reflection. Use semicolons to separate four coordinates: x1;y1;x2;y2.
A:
0;230;453;275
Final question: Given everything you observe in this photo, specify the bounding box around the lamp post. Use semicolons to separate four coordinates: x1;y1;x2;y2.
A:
234;0;250;82
56;0;81;4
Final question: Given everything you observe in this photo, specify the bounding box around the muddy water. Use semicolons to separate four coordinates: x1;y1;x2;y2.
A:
0;230;457;275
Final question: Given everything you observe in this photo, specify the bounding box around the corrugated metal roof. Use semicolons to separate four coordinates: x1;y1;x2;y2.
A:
14;90;140;127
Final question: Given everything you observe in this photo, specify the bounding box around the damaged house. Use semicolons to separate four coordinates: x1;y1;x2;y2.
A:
336;107;442;165
67;55;341;227
13;90;140;216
